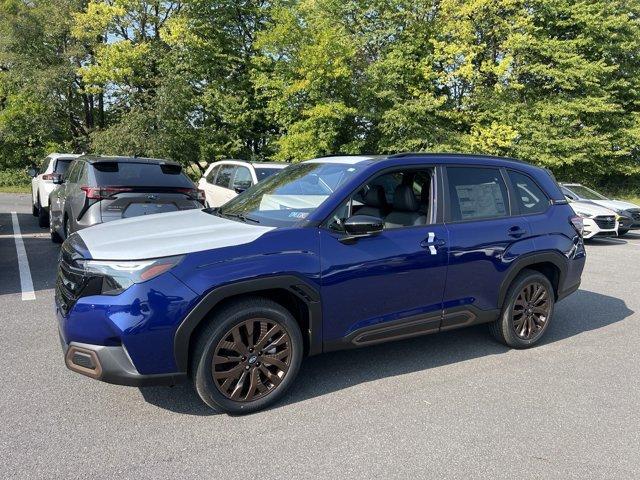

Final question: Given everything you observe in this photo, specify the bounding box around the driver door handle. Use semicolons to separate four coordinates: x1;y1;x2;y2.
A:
420;232;447;255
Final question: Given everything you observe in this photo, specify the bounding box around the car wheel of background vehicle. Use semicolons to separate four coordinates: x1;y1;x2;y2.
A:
32;198;38;217
49;210;62;243
191;296;303;415
489;269;555;348
63;216;70;239
37;196;49;228
618;228;629;236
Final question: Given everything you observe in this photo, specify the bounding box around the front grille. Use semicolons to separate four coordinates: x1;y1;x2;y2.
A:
55;239;94;315
594;216;616;229
55;259;87;315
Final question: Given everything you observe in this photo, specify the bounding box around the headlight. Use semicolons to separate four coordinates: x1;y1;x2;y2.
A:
76;256;184;295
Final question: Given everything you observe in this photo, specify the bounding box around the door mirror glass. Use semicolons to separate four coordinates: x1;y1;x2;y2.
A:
27;167;37;178
343;215;384;237
52;174;64;185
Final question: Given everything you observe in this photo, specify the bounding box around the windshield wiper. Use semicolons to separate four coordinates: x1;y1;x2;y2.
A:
216;210;260;224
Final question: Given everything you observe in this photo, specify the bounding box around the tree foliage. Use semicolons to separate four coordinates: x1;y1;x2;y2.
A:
0;0;639;183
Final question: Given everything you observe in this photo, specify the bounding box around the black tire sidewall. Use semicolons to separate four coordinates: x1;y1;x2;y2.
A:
500;271;555;348
193;300;303;414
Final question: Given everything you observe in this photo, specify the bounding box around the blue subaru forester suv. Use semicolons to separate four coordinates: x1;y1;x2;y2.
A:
57;153;585;413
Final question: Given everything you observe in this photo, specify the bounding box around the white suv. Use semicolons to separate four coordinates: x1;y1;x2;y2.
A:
197;160;287;207
28;153;80;227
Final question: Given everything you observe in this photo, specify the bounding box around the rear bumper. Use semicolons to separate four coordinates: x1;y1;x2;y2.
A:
59;333;186;387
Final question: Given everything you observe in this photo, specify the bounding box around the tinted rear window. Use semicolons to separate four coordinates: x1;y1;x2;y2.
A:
92;162;193;187
54;159;73;174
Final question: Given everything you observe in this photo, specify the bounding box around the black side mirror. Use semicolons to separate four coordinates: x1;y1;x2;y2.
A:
27;167;37;178
234;186;246;194
342;215;384;241
52;174;64;185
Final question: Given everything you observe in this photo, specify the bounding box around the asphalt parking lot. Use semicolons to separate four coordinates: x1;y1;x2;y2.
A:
1;192;639;479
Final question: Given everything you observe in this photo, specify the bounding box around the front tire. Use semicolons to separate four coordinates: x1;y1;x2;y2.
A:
191;297;303;414
490;269;555;348
618;228;630;237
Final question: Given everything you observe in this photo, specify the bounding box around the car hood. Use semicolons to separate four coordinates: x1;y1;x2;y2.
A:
590;199;640;212
77;209;275;260
569;201;617;217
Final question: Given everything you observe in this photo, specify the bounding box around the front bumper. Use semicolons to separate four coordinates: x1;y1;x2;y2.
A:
60;333;186;386
581;217;618;239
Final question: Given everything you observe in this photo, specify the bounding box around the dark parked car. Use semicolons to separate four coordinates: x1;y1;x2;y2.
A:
49;155;203;242
57;153;585;414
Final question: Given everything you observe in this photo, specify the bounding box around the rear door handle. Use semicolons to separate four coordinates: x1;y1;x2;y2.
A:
508;226;527;238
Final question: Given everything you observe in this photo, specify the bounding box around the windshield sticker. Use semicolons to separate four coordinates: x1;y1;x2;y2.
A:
288;211;309;219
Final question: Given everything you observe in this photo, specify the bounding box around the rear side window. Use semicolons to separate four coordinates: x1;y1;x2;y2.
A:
446;167;509;221
92;162;193;187
54;159;73;175
508;170;549;215
206;165;219;184
40;157;50;173
215;165;235;188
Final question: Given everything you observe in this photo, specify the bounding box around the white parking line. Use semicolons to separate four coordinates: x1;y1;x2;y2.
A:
10;212;36;301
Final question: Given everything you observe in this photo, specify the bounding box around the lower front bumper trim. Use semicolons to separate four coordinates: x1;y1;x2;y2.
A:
61;336;186;387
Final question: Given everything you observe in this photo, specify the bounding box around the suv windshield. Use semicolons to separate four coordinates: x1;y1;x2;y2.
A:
568;185;608;200
216;162;360;226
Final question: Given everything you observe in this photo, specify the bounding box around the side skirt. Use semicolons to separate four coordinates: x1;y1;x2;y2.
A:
323;306;500;352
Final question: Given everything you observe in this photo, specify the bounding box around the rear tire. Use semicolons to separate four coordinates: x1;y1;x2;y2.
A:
618;228;630;237
489;269;555;348
191;297;303;414
32;200;38;217
37;196;49;228
49;209;62;243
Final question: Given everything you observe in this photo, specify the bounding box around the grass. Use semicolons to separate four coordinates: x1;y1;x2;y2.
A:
617;194;640;205
0;185;30;194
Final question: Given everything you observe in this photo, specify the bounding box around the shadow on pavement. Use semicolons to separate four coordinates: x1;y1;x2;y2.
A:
139;289;633;416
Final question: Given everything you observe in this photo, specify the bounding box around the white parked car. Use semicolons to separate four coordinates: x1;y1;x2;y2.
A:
197;160;287;207
560;183;640;235
28;153;81;227
569;200;619;239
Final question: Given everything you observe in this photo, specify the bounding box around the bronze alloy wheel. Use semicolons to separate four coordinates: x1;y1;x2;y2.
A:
512;282;550;340
212;318;292;402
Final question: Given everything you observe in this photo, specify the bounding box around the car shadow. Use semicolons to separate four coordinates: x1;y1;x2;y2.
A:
138;289;633;416
585;237;628;246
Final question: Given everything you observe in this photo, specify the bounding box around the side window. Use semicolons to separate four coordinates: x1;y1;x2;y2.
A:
215;165;235;188
326;168;433;231
446;167;509;221
206;165;219;184
64;161;79;182
508;170;549;215
561;186;576;200
40;157;50;173
78;163;89;184
232;167;253;191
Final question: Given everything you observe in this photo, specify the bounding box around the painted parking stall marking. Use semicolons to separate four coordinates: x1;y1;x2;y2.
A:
10;212;36;301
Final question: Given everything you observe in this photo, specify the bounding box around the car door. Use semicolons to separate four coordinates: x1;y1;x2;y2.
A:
319;166;449;348
442;165;534;326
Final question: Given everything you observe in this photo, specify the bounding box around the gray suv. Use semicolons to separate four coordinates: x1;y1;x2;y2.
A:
49;155;203;242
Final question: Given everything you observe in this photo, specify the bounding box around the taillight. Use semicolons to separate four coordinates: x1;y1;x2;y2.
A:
81;186;133;200
570;215;584;236
42;173;60;181
174;187;204;203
